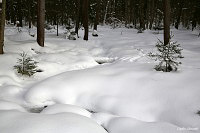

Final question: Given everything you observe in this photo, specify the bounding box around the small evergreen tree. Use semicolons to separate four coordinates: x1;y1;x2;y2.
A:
149;35;184;72
14;52;38;77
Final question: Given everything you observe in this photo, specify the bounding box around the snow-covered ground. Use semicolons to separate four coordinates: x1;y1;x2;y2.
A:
0;26;200;133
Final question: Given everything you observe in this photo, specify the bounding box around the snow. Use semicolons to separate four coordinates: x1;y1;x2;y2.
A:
0;26;200;133
41;104;92;118
0;100;26;112
0;111;107;133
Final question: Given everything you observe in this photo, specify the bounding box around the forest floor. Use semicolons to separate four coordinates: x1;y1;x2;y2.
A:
0;26;200;133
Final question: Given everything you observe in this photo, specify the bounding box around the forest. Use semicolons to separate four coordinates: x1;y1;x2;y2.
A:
0;0;200;133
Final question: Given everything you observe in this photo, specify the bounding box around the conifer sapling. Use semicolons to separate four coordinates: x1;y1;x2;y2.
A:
14;52;39;77
149;35;184;72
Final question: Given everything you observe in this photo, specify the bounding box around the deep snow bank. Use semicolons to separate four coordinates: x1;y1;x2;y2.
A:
25;61;200;129
0;110;107;133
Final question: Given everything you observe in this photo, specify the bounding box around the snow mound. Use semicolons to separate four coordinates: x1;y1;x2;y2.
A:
41;104;91;118
106;117;193;133
0;111;107;133
25;62;200;128
91;113;194;133
0;100;26;112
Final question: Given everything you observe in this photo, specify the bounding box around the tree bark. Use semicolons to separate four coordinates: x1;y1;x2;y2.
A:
0;0;6;54
82;0;89;40
94;0;100;31
103;0;110;25
149;0;155;29
139;0;145;30
175;0;183;29
17;0;23;27
75;0;80;35
37;0;45;47
164;0;171;45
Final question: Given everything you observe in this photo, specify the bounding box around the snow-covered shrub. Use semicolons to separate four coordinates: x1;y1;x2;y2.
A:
65;31;76;40
137;28;143;33
45;24;54;30
92;30;98;37
106;17;123;29
14;52;39;77
149;35;184;72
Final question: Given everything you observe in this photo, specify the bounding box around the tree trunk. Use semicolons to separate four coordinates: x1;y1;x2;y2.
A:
175;0;183;29
139;0;145;30
164;0;171;45
82;0;89;41
28;2;32;29
0;0;6;54
103;0;110;25
125;0;131;28
17;0;23;27
57;15;59;36
75;0;80;35
94;0;100;31
37;0;45;47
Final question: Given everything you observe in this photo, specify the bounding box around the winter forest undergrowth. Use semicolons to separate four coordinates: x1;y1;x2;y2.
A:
0;0;200;133
0;25;199;133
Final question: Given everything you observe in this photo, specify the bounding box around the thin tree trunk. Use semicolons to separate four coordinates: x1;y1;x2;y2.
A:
175;0;183;29
103;0;110;25
149;0;157;29
82;0;89;40
139;0;145;30
17;0;23;27
0;0;6;54
28;2;32;29
37;0;45;47
125;0;131;28
75;0;80;35
164;0;171;45
57;15;59;36
94;0;100;30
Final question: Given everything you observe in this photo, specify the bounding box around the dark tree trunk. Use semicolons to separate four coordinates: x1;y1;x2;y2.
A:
57;15;59;36
149;0;155;29
94;0;100;31
0;0;6;54
164;0;171;45
125;0;131;28
75;0;80;35
10;0;15;24
17;0;23;27
28;2;32;29
82;0;89;41
175;1;183;29
139;0;145;30
37;0;45;47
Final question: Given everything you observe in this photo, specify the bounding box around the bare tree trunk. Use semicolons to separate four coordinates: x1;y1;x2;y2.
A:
57;15;59;36
75;0;80;35
0;0;6;54
125;0;131;28
94;0;100;30
103;0;110;25
164;0;171;45
149;0;156;29
82;0;89;40
17;0;23;27
28;2;32;29
37;0;45;47
175;0;183;29
139;0;145;30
